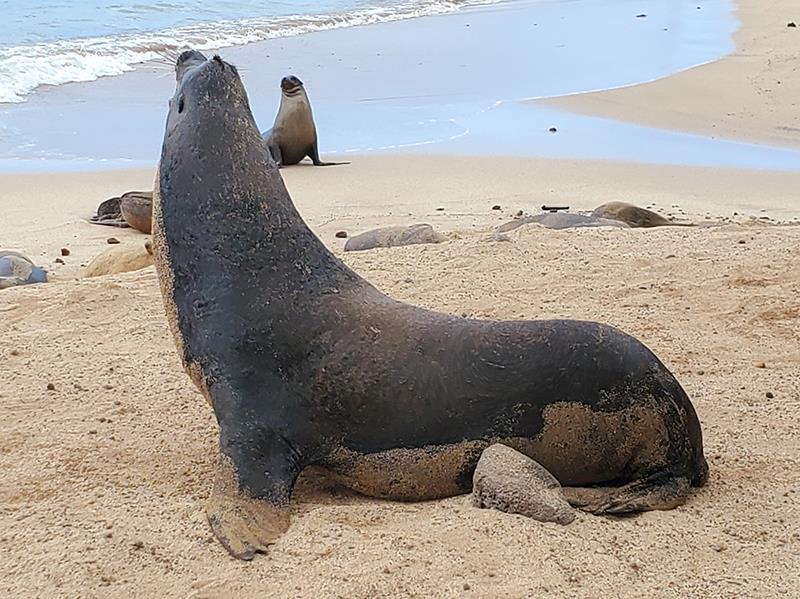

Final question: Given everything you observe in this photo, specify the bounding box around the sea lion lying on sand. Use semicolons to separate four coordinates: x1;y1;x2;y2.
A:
592;202;693;228
153;53;708;560
0;251;48;289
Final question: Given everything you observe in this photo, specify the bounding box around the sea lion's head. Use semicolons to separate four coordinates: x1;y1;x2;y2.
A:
160;51;268;190
164;52;260;151
175;49;208;83
280;75;305;97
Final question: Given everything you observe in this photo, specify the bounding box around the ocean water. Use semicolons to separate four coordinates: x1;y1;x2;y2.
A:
2;0;799;171
0;0;495;103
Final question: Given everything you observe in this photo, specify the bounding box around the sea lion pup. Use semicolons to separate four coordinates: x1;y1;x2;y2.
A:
261;75;348;167
592;202;694;228
153;54;708;560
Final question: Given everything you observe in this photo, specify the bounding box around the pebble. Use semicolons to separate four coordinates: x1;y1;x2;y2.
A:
107;238;121;245
492;205;501;211
46;383;55;391
435;207;445;211
463;583;471;591
60;248;70;256
755;361;766;369
548;127;557;133
738;240;746;244
696;370;705;375
334;231;348;239
55;258;65;265
766;392;774;399
515;210;523;217
10;349;19;356
788;22;797;28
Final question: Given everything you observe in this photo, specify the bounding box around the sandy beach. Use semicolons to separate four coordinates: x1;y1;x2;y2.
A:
548;0;800;149
2;0;800;597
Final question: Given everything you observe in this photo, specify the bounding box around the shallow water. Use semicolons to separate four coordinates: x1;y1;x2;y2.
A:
2;0;799;171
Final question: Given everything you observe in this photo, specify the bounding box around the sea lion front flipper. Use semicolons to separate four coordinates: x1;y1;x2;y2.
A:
206;383;301;560
264;136;283;167
206;453;293;560
309;140;349;167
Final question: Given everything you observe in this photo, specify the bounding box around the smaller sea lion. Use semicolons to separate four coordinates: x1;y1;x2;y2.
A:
120;191;153;234
343;224;446;252
84;241;154;278
262;75;348;167
592;202;693;228
497;212;628;233
0;251;48;289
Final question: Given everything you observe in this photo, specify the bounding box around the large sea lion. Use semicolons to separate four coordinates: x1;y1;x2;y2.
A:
261;75;347;167
153;54;708;560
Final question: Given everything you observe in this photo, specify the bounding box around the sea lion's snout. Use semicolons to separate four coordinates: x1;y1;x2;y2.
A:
175;49;208;83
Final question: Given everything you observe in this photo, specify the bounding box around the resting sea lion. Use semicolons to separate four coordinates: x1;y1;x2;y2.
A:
0;251;48;289
261;75;347;167
497;212;628;233
153;54;708;561
84;240;154;278
344;224;446;252
592;202;693;228
120;191;153;234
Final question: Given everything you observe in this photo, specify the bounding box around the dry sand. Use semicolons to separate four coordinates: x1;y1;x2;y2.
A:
547;0;800;149
1;154;799;598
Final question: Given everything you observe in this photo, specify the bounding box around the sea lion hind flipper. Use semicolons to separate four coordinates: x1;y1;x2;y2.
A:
206;387;300;560
309;141;349;167
564;469;692;514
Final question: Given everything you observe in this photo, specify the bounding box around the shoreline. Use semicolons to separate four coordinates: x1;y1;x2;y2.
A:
0;0;760;171
546;0;800;149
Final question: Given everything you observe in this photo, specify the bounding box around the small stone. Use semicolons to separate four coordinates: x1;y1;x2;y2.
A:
55;258;65;265
548;127;557;133
515;210;523;217
46;383;55;391
755;361;766;369
696;370;705;375
103;384;114;390
472;444;576;524
636;13;647;18
132;540;144;550
88;430;97;435
665;254;676;259
766;392;774;399
9;349;19;356
492;205;501;211
738;240;746;244
435;207;445;211
107;238;120;245
60;248;70;256
334;231;348;239
105;532;113;539
463;583;471;591
788;22;797;28
382;567;390;574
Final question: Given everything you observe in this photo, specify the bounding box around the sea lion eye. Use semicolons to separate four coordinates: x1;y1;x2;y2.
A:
177;96;185;114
